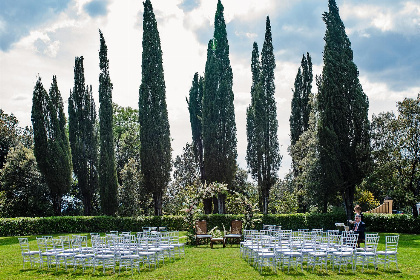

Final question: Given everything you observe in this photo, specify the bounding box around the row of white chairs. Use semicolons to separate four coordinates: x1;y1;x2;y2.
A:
240;229;399;274
18;231;185;274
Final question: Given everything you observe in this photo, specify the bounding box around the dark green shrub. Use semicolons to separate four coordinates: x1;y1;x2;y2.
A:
1;213;418;236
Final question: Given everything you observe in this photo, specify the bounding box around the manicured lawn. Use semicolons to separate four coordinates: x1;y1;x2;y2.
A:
1;233;419;279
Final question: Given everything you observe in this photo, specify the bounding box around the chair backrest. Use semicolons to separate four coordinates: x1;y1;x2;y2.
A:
36;237;47;252
365;235;380;252
18;238;31;253
385;235;399;252
195;220;207;235
230;220;242;235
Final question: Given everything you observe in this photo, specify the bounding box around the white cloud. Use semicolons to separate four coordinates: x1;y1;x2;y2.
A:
342;1;420;35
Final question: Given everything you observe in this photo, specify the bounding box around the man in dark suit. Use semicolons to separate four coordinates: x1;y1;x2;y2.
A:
352;214;366;247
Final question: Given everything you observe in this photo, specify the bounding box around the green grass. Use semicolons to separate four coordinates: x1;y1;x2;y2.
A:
1;233;419;279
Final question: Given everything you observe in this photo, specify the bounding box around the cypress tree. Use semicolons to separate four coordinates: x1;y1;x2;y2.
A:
31;75;72;215
68;56;99;216
139;0;171;216
187;72;204;182
318;0;371;218
98;30;118;216
246;42;261;193
290;53;312;146
202;0;237;214
246;17;281;214
289;53;312;212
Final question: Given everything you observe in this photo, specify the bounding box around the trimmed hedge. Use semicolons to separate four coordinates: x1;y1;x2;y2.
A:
0;215;187;236
1;213;419;236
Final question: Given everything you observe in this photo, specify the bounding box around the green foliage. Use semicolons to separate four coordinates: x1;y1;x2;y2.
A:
119;158;151;216
317;0;371;219
187;73;204;180
0;144;52;217
354;186;380;211
113;104;140;184
68;56;99;216
202;0;237;213
0;215;187;236
31;76;72;216
269;178;299;214
98;30;118;216
0;110;32;169
139;0;171;216
366;95;420;216
246;17;281;214
164;143;201;215
290;53;312;146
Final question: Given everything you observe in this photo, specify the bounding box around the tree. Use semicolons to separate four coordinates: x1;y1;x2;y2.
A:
113;104;140;185
202;0;237;214
118;158;149;216
164;143;201;215
0;110;19;169
187;73;204;181
367;95;420;216
68;56;99;216
246;17;281;214
31;76;72;215
187;73;211;211
0;144;53;217
98;30;118;216
317;0;371;219
289;53;313;212
139;0;171;216
290;53;312;146
0;110;33;169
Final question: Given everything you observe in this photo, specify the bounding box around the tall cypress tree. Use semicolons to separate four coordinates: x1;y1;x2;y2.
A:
289;53;312;212
318;0;371;218
32;75;72;215
98;30;118;216
202;0;237;214
246;42;261;195
290;53;312;146
139;0;171;216
246;17;280;214
68;56;98;216
187;72;204;182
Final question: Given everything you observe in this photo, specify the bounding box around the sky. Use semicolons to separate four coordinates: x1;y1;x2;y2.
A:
1;0;419;179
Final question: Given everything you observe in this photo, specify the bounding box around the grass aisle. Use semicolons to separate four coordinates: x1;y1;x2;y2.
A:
0;233;419;279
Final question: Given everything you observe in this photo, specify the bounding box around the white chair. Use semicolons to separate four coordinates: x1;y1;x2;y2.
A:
136;235;158;270
354;235;379;272
253;235;276;273
169;231;185;258
55;237;76;271
36;237;57;269
18;237;41;269
92;237;116;274
376;235;399;270
307;234;329;272
331;233;358;272
73;236;95;273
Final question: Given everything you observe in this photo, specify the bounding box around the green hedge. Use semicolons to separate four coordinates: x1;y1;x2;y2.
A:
196;213;420;234
1;213;419;236
0;215;187;236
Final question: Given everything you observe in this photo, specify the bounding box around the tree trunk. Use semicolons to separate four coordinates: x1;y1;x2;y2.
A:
343;186;355;221
203;198;212;214
153;191;162;216
218;193;226;214
212;196;218;214
261;186;269;214
52;194;62;216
